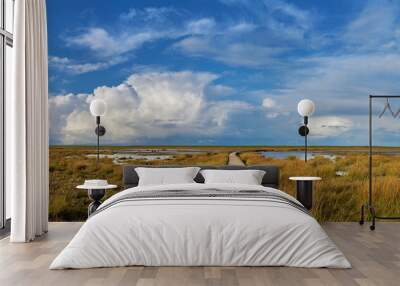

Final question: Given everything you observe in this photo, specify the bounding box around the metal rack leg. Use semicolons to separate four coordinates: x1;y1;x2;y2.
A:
359;204;364;225
360;203;400;230
370;206;376;231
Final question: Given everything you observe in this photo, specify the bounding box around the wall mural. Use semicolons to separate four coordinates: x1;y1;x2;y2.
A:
47;0;400;221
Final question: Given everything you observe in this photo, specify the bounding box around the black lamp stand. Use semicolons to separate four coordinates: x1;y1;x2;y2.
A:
298;116;309;162
94;116;106;167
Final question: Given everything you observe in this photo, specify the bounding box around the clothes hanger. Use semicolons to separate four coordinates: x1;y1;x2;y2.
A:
393;102;400;118
378;98;395;118
393;107;400;118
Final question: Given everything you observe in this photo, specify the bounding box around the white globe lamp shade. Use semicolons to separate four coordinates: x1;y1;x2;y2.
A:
297;99;315;117
90;99;107;117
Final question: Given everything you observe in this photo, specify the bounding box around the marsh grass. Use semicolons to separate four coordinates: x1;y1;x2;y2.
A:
49;147;228;221
49;147;400;222
240;152;400;221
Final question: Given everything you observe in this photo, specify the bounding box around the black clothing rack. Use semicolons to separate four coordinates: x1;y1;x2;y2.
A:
360;95;400;230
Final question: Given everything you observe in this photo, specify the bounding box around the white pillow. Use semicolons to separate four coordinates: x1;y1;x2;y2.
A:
200;169;266;185
135;167;200;186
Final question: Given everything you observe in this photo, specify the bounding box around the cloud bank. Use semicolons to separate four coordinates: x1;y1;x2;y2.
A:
49;71;251;144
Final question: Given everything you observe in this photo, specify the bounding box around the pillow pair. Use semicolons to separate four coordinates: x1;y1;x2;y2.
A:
135;167;265;186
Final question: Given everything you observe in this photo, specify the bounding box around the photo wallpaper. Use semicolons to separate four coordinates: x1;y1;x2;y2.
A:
47;0;400;222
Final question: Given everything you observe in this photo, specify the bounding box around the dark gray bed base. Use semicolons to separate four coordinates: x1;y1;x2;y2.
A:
122;165;280;189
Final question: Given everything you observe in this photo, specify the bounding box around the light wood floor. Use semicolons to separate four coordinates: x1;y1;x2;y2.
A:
0;222;399;286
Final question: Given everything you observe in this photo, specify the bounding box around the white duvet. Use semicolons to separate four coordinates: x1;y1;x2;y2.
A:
50;183;351;269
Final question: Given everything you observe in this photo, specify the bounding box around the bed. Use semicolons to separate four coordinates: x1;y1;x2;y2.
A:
50;165;351;269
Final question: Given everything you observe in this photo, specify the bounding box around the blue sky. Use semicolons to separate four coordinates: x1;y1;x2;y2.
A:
47;0;400;146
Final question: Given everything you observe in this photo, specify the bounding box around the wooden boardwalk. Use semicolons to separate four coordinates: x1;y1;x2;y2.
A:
1;222;399;286
228;152;245;166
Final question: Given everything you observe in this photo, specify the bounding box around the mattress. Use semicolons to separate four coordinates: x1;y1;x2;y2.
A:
50;183;351;269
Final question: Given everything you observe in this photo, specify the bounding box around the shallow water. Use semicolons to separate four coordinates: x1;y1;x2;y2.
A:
86;153;172;161
260;149;400;160
260;151;337;161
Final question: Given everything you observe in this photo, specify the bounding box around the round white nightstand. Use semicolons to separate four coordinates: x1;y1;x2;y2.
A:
289;177;321;210
77;181;117;216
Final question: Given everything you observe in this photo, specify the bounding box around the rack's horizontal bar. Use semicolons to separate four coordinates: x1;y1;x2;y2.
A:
369;95;400;98
375;216;400;220
362;204;400;219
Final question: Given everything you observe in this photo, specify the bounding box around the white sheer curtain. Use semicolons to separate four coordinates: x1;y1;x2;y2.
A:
9;0;49;242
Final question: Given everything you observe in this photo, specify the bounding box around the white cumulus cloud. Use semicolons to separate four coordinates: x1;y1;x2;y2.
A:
262;98;276;109
49;71;251;144
186;18;216;35
49;56;127;75
67;27;166;58
308;116;353;137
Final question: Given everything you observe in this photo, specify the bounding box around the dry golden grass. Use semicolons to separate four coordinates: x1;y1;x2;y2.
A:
49;147;228;221
49;146;400;222
240;152;400;221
